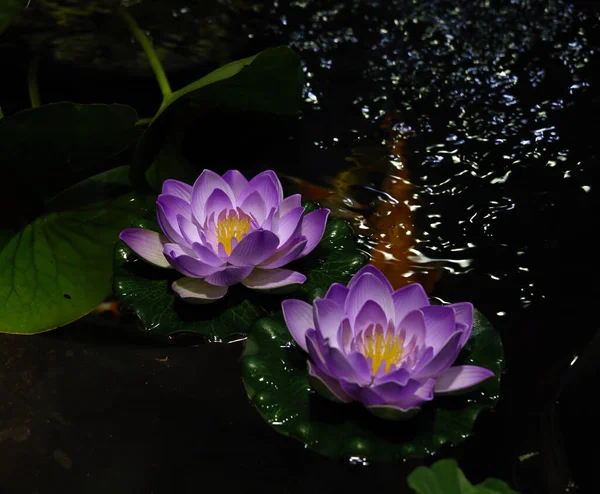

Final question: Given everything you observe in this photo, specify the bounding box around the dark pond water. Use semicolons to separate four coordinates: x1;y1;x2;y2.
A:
1;0;599;492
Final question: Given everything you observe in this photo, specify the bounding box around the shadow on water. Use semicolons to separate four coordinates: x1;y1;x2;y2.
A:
1;0;599;492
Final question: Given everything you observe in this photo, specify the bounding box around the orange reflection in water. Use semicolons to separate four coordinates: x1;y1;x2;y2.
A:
281;113;439;292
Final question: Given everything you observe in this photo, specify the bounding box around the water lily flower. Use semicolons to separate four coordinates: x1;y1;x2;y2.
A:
281;265;494;418
120;170;329;301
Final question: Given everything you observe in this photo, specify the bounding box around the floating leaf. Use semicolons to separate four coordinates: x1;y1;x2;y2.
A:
241;307;503;462
112;205;365;342
407;459;519;494
0;167;153;334
132;46;303;191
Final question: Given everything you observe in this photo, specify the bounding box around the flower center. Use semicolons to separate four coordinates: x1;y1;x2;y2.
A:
362;326;404;374
215;213;251;255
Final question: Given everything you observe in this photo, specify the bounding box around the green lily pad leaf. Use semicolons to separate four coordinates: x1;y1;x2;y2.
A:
0;167;154;334
112;206;365;342
241;307;503;462
0;102;140;226
407;459;519;494
132;46;303;191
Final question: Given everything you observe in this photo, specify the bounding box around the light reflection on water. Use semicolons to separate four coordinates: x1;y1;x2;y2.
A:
241;0;595;326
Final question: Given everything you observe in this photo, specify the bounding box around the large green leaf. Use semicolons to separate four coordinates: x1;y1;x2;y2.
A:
112;206;366;342
241;307;503;462
0;103;140;226
132;46;303;191
0;167;154;334
407;459;519;494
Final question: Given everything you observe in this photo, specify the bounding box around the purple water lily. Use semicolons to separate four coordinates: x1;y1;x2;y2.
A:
120;170;329;302
281;265;494;417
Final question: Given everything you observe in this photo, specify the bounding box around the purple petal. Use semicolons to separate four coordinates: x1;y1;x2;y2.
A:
333;380;360;403
261;207;276;231
373;367;411;386
204;265;253;286
177;215;201;246
383;378;436;411
345;272;395;326
348;265;393;293
191;169;235;224
297;209;330;257
191;242;225;267
221;170;248;199
325;283;349;308
237;172;281;212
353;300;388;334
242;268;306;290
262;170;284;204
412;332;463;379
371;378;422;403
163;244;221;278
156;195;192;246
119;228;171;268
305;328;330;370
337;318;353;353
239;191;267;226
204;188;234;219
258;238;307;269
276;207;305;246
323;348;370;385
397;309;426;348
228;230;279;266
171;276;227;302
308;360;353;403
282;299;314;352
162;179;192;202
277;194;301;217
434;365;494;394
448;302;474;347
392;283;430;325
421;305;458;354
313;298;345;343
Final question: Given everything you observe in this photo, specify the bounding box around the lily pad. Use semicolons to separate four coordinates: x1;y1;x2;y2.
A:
132;46;303;191
0;167;154;334
241;306;503;462
407;459;519;494
112;206;366;342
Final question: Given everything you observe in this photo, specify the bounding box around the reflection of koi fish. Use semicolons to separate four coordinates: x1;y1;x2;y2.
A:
91;299;121;317
279;113;439;292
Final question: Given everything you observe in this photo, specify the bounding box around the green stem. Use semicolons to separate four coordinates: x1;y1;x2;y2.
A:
135;117;153;126
0;106;4;119
118;6;172;100
28;56;41;108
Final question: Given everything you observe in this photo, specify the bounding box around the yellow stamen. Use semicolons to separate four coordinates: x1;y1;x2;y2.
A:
215;214;251;255
363;328;404;374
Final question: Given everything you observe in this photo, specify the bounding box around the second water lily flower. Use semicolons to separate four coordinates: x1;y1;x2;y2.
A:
282;265;494;418
120;170;329;301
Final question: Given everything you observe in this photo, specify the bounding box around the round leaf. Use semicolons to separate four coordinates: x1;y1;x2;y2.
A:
407;459;519;494
241;307;503;462
0;167;153;334
112;209;366;342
